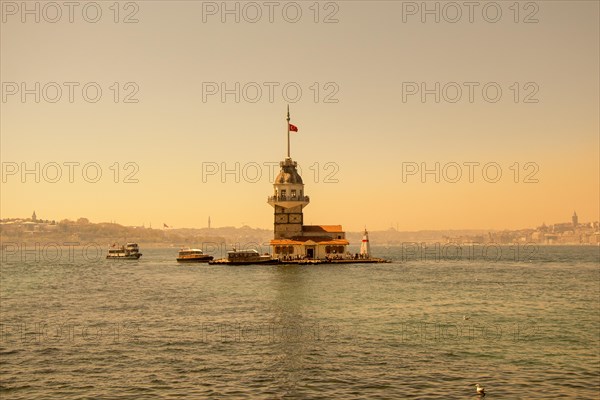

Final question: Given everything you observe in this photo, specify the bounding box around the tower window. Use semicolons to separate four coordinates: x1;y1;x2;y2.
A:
291;189;296;198
280;190;286;199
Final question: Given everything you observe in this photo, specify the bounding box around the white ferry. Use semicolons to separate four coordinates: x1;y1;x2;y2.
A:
209;249;279;265
176;248;213;263
106;243;142;259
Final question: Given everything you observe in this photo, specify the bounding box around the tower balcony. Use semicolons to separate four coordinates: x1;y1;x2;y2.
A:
268;195;310;208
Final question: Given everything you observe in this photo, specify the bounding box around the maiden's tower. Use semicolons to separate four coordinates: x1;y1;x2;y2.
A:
268;108;349;260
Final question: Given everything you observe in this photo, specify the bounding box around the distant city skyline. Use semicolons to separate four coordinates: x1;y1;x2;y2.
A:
2;209;597;234
2;208;597;247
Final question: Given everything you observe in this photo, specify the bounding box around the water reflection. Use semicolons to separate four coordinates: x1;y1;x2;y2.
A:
267;265;312;396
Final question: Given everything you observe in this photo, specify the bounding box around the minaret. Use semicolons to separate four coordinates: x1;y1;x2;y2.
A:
360;228;371;257
267;107;309;239
32;211;37;222
572;211;578;228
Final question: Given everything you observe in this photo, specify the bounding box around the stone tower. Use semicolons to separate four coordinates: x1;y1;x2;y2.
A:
268;158;310;239
267;107;310;239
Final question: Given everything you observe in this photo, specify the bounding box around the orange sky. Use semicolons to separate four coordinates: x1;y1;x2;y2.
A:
1;1;598;231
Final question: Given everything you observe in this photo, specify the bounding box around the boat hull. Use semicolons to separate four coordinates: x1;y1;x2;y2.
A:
209;258;280;266
106;254;142;260
177;256;214;263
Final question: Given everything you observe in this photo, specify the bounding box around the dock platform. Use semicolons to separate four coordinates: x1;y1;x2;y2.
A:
279;258;390;265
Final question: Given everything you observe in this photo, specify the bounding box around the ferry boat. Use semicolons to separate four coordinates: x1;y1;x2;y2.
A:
106;243;142;259
176;248;213;263
209;249;279;265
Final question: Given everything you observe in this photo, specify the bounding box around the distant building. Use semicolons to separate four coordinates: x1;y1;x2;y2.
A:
572;211;578;228
32;211;37;222
537;223;549;233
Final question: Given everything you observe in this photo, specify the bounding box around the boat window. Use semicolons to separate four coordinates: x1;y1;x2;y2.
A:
291;189;296;198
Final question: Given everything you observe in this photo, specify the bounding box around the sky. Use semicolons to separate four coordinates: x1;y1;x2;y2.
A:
1;0;598;231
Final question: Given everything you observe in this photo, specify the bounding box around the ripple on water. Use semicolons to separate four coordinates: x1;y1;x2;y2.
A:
0;246;599;398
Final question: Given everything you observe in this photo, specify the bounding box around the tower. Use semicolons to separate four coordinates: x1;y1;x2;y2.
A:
360;228;371;257
572;211;578;227
267;107;310;239
268;158;310;239
32;211;37;222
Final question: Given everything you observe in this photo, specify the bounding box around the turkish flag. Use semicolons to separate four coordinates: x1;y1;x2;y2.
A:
289;124;298;132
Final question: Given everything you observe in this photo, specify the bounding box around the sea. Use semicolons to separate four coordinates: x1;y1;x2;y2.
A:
1;245;599;399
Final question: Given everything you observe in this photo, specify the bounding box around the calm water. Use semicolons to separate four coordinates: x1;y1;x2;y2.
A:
1;245;599;399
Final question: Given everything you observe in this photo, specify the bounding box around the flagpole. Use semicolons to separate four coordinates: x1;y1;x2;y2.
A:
286;105;291;159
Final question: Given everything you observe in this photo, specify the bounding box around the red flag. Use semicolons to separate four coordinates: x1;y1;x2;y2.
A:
289;124;298;132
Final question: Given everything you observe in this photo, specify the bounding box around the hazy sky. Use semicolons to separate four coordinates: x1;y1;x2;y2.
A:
1;1;598;231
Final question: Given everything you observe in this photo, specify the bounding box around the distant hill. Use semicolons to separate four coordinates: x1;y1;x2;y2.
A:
2;216;597;248
0;218;271;248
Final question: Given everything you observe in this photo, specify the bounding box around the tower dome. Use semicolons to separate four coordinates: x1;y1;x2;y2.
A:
275;160;303;184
